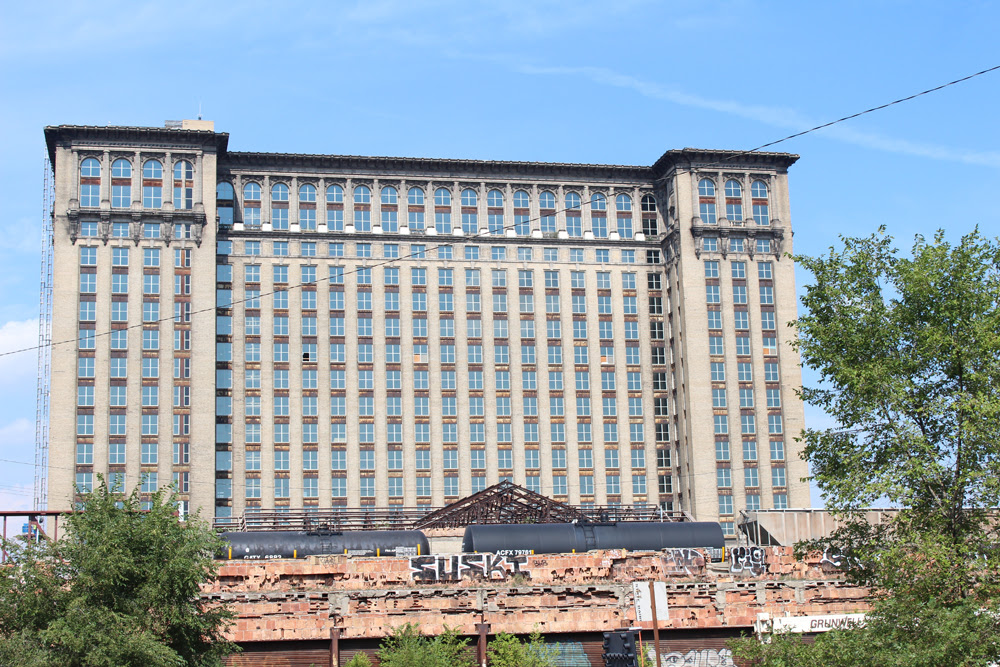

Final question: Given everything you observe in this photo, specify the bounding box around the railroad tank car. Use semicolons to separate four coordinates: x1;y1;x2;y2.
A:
219;530;430;560
460;521;725;557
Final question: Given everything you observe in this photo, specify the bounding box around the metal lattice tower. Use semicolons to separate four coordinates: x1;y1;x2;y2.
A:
33;156;54;511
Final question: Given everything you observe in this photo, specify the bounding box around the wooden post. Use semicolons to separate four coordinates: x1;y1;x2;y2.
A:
648;580;662;667
329;627;340;667
476;622;490;667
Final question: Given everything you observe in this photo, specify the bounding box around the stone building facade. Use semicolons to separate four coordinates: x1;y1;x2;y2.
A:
44;121;809;533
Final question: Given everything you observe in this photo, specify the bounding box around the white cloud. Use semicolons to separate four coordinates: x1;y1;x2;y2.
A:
518;64;1000;167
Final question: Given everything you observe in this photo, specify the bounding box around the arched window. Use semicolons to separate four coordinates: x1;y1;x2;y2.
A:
725;180;743;221
434;188;451;206
112;159;132;178
461;189;478;207
270;184;289;230
751;180;769;226
299;184;317;231
539;191;556;233
539;191;556;209
641;195;658;236
591;193;607;211
353;186;371;231
174;160;193;210
243;182;261;228
326;184;344;203
80;157;100;178
513;190;530;235
142;160;163;209
271;183;289;201
111;159;131;208
174;160;193;181
698;179;716;224
142;159;162;179
79;158;100;207
381;186;398;205
487;189;504;208
615;194;633;239
408;187;424;205
565;192;581;210
217;183;235;228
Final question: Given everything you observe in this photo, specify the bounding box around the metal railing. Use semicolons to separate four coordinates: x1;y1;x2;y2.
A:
214;503;689;532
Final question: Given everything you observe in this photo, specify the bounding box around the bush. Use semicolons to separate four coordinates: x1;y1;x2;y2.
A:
344;651;372;667
487;630;557;667
376;623;474;667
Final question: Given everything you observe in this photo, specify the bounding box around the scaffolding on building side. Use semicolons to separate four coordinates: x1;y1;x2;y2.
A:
34;156;54;511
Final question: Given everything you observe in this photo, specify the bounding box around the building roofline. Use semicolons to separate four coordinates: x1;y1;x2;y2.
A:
44;125;229;169
651;147;799;176
42;125;799;181
222;151;655;182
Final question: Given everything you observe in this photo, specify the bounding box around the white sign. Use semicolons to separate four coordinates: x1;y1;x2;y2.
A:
633;581;669;622
755;613;866;634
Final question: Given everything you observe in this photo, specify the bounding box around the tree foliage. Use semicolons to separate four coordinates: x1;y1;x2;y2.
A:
730;229;1000;666
487;630;557;667
375;623;474;667
0;480;238;666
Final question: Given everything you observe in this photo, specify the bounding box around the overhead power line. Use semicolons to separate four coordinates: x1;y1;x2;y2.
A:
1;63;998;362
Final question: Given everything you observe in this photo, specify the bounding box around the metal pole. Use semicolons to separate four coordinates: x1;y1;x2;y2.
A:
329;628;340;667
647;581;661;667
476;622;489;667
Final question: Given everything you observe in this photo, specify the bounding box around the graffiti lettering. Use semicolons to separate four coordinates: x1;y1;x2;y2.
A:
820;548;844;569
656;648;735;666
661;548;706;576
409;554;530;582
729;546;767;576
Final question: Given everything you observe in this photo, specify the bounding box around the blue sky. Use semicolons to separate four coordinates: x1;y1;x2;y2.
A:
0;0;997;511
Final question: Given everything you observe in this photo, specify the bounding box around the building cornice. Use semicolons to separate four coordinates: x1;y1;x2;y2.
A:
650;148;799;177
44;125;229;169
222;152;655;184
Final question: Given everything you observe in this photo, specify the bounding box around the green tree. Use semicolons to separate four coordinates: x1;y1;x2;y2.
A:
731;229;1000;666
0;479;238;666
376;623;474;667
487;630;557;667
343;651;372;667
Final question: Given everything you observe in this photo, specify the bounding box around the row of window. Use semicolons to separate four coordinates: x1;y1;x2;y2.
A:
233;182;656;212
239;264;652;289
79;158;194;209
80;443;663;473
702;237;774;254
717;466;787;489
697;178;770;226
712;413;785;436
231;472;653;500
720;493;787;514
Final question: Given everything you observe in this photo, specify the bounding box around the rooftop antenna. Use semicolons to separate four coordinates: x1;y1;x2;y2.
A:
198;101;203;121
